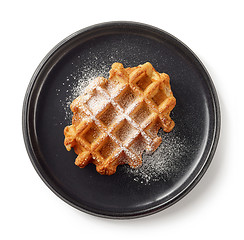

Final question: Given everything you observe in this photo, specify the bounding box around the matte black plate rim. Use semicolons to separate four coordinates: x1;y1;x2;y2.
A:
22;21;221;219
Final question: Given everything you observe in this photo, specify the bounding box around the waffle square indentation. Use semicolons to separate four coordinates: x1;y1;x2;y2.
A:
98;136;118;160
97;103;118;128
114;119;138;143
131;101;152;125
136;74;152;91
82;122;102;145
117;87;136;110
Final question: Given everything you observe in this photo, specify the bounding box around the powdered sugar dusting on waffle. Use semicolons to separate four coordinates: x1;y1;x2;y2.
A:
86;90;109;115
62;61;182;184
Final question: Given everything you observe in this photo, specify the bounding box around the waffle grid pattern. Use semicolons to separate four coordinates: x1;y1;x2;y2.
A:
64;62;176;175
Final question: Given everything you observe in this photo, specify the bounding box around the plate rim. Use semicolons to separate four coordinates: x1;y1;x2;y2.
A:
22;21;221;219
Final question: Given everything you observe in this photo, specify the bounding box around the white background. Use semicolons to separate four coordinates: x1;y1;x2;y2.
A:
1;0;243;239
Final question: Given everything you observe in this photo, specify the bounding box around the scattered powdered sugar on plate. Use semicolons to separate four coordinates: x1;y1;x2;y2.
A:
123;129;189;185
57;59;110;122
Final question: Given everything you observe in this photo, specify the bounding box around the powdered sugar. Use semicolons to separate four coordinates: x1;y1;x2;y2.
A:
58;60;109;122
124;131;189;184
86;90;109;115
60;59;189;185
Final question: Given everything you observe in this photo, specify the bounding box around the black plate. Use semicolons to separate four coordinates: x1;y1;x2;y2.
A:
22;21;220;219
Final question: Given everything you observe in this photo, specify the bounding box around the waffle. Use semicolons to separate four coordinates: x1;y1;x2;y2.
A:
64;62;176;175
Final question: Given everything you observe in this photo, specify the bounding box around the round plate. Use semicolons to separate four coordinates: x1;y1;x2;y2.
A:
22;21;220;219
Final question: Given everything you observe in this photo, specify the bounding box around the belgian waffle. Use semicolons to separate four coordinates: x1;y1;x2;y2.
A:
64;62;176;175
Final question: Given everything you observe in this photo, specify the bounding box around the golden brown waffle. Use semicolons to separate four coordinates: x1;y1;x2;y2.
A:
64;62;176;175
